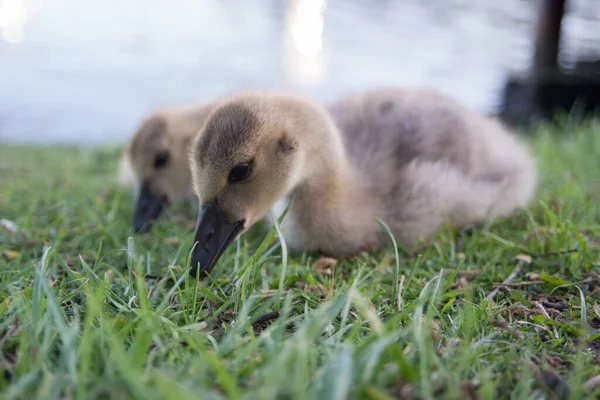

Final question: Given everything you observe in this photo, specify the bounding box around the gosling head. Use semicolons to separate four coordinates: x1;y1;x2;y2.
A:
188;99;305;277
121;112;196;232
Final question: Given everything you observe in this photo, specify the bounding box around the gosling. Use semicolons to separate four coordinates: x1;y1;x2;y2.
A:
187;88;538;276
119;103;213;232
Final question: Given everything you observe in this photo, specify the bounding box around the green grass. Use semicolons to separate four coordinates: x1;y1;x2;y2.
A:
1;119;600;399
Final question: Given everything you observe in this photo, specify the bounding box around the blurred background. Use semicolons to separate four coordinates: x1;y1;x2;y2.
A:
0;0;599;144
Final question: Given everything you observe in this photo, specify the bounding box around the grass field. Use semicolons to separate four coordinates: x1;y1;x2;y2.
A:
1;119;600;399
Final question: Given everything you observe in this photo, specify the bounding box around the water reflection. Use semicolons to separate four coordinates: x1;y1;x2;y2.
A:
283;0;327;84
0;0;42;43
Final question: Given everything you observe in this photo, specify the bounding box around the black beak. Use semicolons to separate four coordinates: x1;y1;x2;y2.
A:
190;199;244;277
133;182;168;233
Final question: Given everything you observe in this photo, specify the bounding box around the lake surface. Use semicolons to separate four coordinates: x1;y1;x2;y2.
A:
0;0;599;144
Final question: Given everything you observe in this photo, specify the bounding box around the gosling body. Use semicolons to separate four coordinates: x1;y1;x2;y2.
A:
273;88;538;255
189;88;538;275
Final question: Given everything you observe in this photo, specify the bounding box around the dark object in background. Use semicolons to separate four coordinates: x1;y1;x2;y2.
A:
498;66;600;127
497;0;600;127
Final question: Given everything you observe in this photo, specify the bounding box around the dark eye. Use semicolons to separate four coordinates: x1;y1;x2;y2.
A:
229;161;253;183
154;151;169;169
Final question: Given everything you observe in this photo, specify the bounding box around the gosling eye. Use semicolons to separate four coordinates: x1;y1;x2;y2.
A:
229;160;253;183
154;151;169;169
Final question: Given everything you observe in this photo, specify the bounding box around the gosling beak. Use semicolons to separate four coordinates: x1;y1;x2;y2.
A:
190;199;244;277
133;182;167;233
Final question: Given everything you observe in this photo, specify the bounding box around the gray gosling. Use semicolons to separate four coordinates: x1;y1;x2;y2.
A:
119;103;213;232
187;88;538;276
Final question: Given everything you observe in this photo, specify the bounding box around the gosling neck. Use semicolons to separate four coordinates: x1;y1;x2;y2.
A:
278;110;375;256
286;107;365;217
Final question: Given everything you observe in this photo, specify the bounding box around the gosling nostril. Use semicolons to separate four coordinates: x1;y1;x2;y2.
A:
204;232;214;250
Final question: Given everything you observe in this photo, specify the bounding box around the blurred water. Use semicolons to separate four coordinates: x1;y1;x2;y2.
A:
0;0;599;144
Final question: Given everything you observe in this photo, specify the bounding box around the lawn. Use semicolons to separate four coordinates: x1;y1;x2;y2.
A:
1;119;600;399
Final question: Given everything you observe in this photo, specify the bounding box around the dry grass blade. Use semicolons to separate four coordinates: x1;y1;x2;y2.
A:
493;280;544;287
313;257;337;276
397;275;406;311
486;261;525;302
534;301;552;319
259;289;288;298
535;301;559;338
